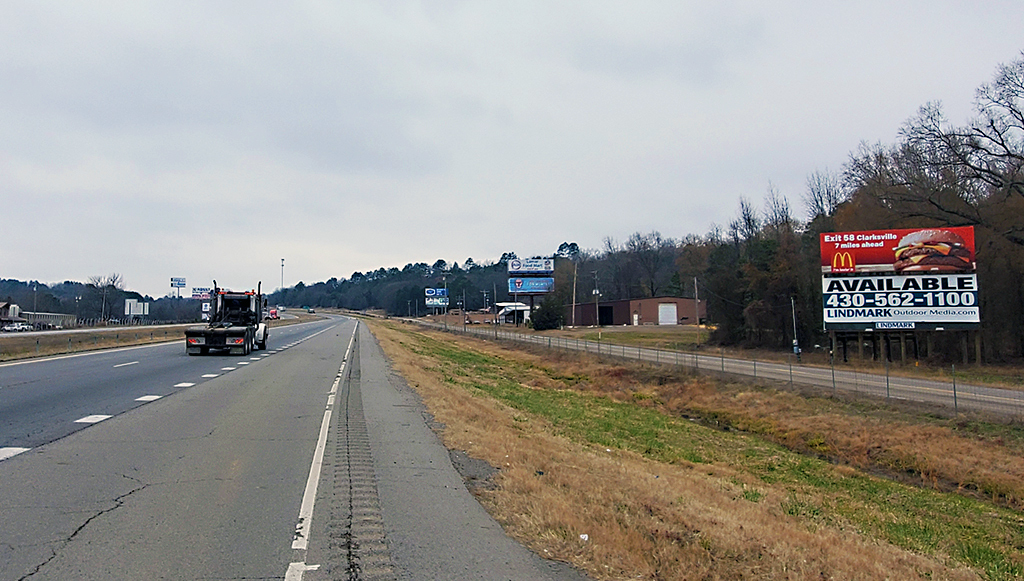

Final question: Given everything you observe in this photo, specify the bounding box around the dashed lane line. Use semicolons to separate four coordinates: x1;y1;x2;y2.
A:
0;447;30;461
135;395;162;402
175;382;196;388
74;415;112;424
113;361;139;368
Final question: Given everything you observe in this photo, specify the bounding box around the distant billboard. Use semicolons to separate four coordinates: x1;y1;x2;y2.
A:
820;227;980;330
425;297;449;307
425;288;448;297
124;299;149;316
508;258;554;275
192;287;211;299
508;277;554;294
170;277;186;288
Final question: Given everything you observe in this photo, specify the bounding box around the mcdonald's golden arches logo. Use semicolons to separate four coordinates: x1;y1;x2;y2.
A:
831;251;855;271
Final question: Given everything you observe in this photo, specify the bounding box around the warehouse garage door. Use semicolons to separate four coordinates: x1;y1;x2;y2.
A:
658;303;677;325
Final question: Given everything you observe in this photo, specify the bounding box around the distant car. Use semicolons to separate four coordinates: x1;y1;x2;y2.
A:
3;323;33;332
307;308;315;313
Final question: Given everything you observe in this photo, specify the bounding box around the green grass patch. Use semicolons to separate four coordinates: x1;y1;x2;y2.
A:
397;327;1024;579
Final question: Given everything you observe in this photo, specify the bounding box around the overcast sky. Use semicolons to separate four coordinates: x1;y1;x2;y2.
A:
3;1;1022;298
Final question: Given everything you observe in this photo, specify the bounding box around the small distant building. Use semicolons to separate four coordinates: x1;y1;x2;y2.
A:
0;302;25;324
566;296;706;327
21;311;77;329
496;302;531;324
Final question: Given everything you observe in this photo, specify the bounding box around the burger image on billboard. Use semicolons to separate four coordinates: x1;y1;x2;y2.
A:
892;229;973;273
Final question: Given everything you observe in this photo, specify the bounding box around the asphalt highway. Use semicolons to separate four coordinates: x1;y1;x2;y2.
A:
0;316;590;580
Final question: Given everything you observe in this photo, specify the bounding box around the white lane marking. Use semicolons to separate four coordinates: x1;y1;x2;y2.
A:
221;367;236;371
75;415;112;424
285;562;320;580
135;395;162;402
113;361;139;368
0;338;184;368
250;357;261;361
201;374;219;378
174;382;196;388
292;322;358;551
237;362;249;365
0;447;30;461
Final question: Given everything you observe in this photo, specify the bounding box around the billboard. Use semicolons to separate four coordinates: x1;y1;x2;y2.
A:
820;227;979;330
425;297;449;307
822;273;979;329
508;258;554;275
170;277;186;288
425;288;448;297
508;277;554;294
820;226;975;275
192;287;211;299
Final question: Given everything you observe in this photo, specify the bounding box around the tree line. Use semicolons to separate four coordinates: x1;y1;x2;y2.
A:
1;275;200;325
7;54;1021;361
273;53;1024;362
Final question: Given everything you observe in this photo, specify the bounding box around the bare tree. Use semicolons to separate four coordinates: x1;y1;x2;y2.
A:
897;53;1024;245
625;231;676;297
804;168;846;219
728;197;762;248
763;183;795;233
87;273;124;321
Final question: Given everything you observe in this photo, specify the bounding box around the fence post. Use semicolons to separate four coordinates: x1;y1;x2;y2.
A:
885;355;890;401
952;364;958;417
721;347;725;372
753;356;756;378
831;351;836;394
789;354;793;388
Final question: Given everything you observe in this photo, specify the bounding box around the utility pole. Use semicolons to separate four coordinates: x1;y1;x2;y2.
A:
791;295;801;362
694;276;700;348
281;258;285;291
592;271;600;337
571;260;578;327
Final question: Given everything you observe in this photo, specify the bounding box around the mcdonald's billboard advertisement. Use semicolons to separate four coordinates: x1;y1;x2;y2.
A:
820;227;979;330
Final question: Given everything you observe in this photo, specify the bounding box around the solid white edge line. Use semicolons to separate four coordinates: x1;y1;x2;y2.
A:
0;447;31;461
292;409;331;551
290;322;358;552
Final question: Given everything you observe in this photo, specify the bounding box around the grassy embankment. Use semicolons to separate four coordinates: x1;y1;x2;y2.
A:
368;319;1024;580
0;315;319;362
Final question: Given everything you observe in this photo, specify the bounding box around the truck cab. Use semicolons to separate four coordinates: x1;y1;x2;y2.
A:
186;282;269;355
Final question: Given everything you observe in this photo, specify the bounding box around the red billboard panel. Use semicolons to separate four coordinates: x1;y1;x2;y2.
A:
820;227;976;275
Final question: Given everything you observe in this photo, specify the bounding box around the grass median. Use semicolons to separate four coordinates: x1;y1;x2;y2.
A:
368;319;1024;580
0;315;321;362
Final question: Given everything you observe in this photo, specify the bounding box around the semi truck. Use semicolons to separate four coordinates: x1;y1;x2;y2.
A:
185;281;269;355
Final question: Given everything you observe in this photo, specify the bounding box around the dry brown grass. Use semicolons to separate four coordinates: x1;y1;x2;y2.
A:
368;320;987;580
536;355;1024;510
